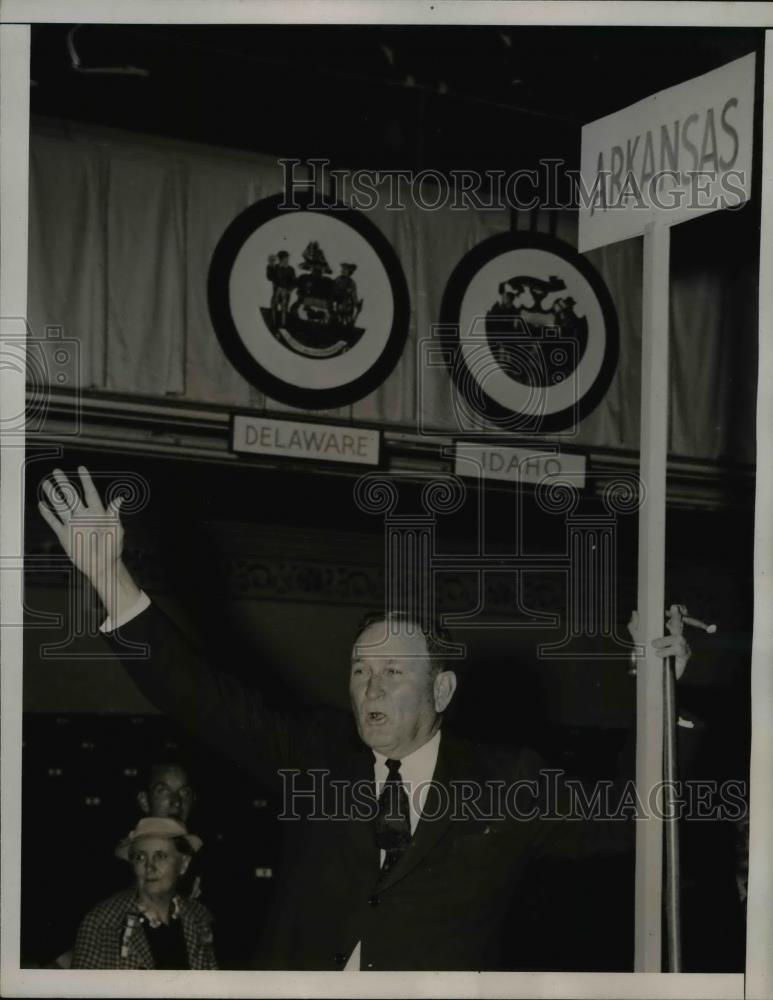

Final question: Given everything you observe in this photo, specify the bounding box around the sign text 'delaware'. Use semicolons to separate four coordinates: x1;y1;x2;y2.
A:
232;416;380;465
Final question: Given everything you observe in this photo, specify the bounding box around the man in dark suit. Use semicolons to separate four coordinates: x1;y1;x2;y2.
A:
39;466;689;970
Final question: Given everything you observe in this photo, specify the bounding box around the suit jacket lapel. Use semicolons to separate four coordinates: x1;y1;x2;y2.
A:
376;734;467;892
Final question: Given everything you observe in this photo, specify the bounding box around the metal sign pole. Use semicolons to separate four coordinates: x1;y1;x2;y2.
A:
634;220;670;971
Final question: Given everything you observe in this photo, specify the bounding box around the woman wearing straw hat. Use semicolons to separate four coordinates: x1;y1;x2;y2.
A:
72;817;217;969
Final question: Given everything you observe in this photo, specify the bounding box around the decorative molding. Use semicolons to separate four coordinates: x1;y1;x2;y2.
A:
29;389;755;511
223;556;384;606
27;531;740;633
26;496;744;628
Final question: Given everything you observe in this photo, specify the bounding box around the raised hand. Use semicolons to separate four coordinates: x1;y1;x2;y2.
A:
653;603;692;681
627;605;691;680
39;466;141;620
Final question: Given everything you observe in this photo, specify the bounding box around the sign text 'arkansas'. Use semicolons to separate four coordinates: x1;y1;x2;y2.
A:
579;53;755;251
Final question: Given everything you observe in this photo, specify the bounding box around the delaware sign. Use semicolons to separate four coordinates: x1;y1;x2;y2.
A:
232;415;380;466
579;53;755;251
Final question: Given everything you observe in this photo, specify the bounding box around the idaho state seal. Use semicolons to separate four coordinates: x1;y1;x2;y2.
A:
439;232;619;434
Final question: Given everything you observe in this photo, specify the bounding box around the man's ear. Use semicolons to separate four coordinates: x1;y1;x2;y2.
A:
180;855;191;875
433;670;457;713
137;791;150;814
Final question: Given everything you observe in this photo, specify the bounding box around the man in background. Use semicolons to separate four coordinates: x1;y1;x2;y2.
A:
138;762;196;825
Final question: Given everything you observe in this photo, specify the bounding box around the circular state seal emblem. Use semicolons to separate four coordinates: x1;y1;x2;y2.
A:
439;232;619;433
208;194;410;409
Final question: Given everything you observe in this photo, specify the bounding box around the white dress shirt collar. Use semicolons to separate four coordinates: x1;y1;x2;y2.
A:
373;729;442;834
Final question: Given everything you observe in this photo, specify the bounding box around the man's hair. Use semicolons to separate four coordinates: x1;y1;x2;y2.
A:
142;760;194;795
353;610;456;676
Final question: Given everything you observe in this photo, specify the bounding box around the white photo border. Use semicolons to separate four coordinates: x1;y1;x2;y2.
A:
1;3;770;998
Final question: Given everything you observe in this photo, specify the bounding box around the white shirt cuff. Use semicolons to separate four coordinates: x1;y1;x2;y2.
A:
99;590;151;633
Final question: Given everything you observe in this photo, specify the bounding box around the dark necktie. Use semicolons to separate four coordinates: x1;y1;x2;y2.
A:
374;758;411;874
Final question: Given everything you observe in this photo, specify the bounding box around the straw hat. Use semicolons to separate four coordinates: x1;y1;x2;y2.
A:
115;816;203;861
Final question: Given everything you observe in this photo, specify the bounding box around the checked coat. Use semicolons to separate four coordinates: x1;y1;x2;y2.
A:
72;889;217;969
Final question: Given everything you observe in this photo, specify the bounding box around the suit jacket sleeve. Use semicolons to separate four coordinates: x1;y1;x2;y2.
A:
102;603;329;794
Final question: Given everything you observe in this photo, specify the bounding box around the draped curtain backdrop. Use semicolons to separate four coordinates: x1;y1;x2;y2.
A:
27;121;756;463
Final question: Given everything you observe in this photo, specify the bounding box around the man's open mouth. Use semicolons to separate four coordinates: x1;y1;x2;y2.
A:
366;711;387;724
